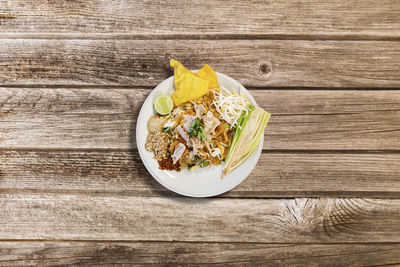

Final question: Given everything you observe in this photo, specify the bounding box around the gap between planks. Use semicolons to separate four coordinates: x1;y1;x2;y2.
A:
2;189;400;199
1;239;400;245
0;33;400;41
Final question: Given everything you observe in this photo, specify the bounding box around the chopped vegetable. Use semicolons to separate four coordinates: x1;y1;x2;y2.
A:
200;160;209;167
188;155;201;170
163;127;171;132
223;106;270;177
188;117;205;140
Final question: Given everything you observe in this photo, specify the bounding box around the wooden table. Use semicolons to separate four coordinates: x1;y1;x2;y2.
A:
0;1;400;265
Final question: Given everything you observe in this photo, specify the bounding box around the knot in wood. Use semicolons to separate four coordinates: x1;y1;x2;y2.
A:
258;62;272;76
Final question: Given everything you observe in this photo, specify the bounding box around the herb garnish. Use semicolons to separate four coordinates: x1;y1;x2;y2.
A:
200;160;209;167
188;117;205;140
193;155;200;162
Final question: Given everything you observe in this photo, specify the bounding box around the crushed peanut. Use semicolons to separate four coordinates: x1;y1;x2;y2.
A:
145;131;170;161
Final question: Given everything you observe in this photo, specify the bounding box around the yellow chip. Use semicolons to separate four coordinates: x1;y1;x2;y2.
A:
196;64;219;89
170;59;209;106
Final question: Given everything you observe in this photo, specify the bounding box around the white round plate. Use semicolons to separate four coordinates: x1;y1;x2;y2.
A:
136;72;263;197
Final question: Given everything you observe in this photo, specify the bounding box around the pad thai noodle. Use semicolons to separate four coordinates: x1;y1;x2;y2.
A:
146;89;233;171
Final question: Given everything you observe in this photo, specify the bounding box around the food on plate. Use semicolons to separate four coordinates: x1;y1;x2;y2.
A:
211;87;250;129
223;106;271;177
196;63;219;89
170;59;219;106
146;91;232;171
154;95;174;115
145;59;270;177
145;116;170;161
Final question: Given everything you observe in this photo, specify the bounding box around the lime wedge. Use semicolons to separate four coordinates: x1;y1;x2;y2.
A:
154;95;174;115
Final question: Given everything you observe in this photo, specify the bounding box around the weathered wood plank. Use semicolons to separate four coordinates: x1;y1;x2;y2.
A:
0;0;399;38
1;40;399;87
0;195;399;242
0;88;399;150
0;150;399;197
0;242;399;266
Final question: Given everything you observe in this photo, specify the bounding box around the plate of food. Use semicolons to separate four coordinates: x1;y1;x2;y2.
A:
137;59;270;197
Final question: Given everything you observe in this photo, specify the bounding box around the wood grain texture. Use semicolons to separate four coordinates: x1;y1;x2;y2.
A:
0;1;399;265
1;39;399;87
0;195;400;242
0;242;399;266
0;0;399;38
0;150;399;197
0;88;399;150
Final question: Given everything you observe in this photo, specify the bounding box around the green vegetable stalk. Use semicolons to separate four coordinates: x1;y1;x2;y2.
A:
223;106;270;177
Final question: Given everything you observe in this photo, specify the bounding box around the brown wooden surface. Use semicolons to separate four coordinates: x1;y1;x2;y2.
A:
0;242;399;266
1;0;400;265
0;40;399;87
1;0;399;38
1;195;400;242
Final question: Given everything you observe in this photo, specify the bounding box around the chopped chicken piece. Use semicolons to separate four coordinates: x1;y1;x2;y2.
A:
194;104;205;117
204;111;221;135
172;143;186;164
176;125;193;147
182;114;195;132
